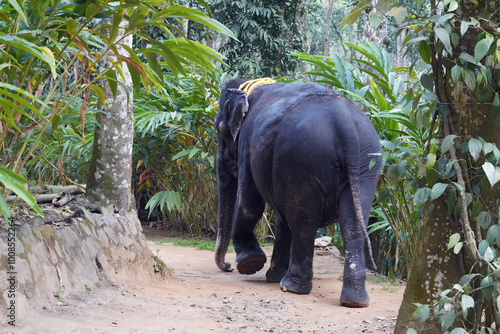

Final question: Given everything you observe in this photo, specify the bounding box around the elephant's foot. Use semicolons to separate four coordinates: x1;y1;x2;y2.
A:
235;249;267;275
280;274;312;294
265;264;287;283
339;288;369;308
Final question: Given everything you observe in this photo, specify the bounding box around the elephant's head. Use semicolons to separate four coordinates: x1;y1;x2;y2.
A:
214;80;249;272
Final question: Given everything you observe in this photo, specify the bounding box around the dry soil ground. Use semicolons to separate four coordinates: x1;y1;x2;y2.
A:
10;234;404;334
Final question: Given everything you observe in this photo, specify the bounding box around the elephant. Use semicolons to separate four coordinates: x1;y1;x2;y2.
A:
214;78;382;308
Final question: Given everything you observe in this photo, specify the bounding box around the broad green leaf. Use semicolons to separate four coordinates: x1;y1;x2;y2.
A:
0;167;42;217
411;303;430;322
478;211;492;229
188;147;200;159
154;6;236;40
482;162;500;187
386;164;400;185
461;294;474;310
454;242;463;254
441;134;457;152
0;194;11;228
104;69;118;99
450;328;467;334
418;40;431;64
340;7;363;27
414;187;431;206
451;65;461;84
89;84;107;105
109;7;124;44
8;0;28;26
440;311;456;332
426;153;436;169
435;27;452;54
369;78;389;110
369;158;377;170
406;329;417;334
448;0;458;11
380;140;396;151
492;93;500;112
483;142;496;155
431;183;447;200
376;0;392;14
0;36;57;78
474;37;493;62
387;6;407;24
460;21;470;36
468;138;482;161
129;5;150;29
459;52;477;64
486;225;500;245
171;149;190;161
368;11;383;29
463;69;476;91
420;73;434;91
478;239;489;255
481;276;493;299
447;233;461;250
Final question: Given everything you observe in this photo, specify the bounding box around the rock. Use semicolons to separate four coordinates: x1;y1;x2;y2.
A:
314;236;332;247
326;245;341;257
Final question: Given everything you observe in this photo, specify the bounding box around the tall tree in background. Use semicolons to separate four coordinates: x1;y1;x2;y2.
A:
211;0;305;77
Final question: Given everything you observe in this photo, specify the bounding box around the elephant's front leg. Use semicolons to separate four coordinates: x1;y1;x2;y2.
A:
232;181;267;275
266;217;291;282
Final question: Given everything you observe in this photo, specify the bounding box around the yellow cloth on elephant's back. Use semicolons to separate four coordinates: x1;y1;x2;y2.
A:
239;78;276;96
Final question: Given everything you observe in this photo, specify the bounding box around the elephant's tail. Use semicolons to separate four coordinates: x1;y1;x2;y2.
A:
347;171;377;272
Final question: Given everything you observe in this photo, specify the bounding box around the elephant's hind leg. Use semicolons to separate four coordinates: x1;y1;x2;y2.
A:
266;217;291;282
279;225;316;294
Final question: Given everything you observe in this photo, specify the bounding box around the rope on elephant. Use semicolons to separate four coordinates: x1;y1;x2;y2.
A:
239;78;275;96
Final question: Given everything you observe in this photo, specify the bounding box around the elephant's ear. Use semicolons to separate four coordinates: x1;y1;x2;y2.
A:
224;88;249;142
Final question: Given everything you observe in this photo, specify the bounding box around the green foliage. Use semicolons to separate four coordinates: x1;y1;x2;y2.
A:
212;0;305;77
0;0;231;225
386;0;500;331
133;67;219;235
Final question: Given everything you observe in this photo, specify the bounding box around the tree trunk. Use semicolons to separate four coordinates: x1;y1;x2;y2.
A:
396;0;500;331
297;1;312;80
86;19;134;212
395;198;465;333
322;0;335;57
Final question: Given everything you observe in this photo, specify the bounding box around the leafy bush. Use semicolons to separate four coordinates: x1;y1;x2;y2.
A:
133;68;219;235
0;0;233;227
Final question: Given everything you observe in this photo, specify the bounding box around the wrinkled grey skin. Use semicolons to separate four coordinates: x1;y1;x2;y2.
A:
214;79;381;307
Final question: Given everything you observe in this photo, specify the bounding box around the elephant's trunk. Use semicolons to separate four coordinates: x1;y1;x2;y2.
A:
214;146;238;272
215;231;232;272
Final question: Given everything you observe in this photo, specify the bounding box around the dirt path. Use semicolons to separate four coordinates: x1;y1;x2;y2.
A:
13;239;404;334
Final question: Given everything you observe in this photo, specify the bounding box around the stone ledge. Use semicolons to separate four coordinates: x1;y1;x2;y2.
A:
0;209;154;325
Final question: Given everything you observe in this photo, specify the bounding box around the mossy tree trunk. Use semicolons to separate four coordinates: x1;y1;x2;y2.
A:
396;0;500;332
87;19;134;212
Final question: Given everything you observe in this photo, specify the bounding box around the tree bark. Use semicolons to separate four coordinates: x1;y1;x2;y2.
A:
86;19;134;212
297;1;312;80
322;0;335;57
